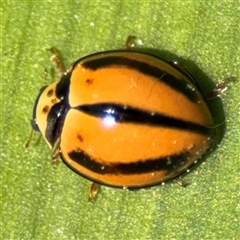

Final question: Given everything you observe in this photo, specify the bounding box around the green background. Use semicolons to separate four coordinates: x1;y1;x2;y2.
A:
1;1;239;240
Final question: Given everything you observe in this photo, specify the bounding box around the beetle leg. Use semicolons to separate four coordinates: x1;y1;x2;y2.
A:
48;47;66;76
174;179;189;188
51;137;61;165
89;182;99;202
206;76;235;99
125;36;143;50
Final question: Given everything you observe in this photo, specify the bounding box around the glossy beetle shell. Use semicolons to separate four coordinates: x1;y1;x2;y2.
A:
32;50;216;188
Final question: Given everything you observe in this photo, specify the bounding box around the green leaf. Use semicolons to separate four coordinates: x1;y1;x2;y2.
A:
1;1;239;239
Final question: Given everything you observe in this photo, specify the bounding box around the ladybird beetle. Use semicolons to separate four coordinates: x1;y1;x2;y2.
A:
28;39;227;200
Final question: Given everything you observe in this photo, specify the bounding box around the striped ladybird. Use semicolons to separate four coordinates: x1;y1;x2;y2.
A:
28;39;228;200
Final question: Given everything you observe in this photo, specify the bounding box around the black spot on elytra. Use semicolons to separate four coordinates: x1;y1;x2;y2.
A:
77;134;84;142
85;78;93;85
47;89;54;97
42;105;49;114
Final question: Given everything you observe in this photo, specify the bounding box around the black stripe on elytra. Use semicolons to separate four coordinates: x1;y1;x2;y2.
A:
74;103;212;136
81;55;198;102
65;148;191;176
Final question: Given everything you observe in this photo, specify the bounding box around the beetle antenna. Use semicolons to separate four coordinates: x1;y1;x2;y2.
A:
25;128;34;148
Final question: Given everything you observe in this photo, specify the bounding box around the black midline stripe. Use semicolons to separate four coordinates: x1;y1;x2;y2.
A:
81;55;198;102
66;149;190;175
74;103;211;136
